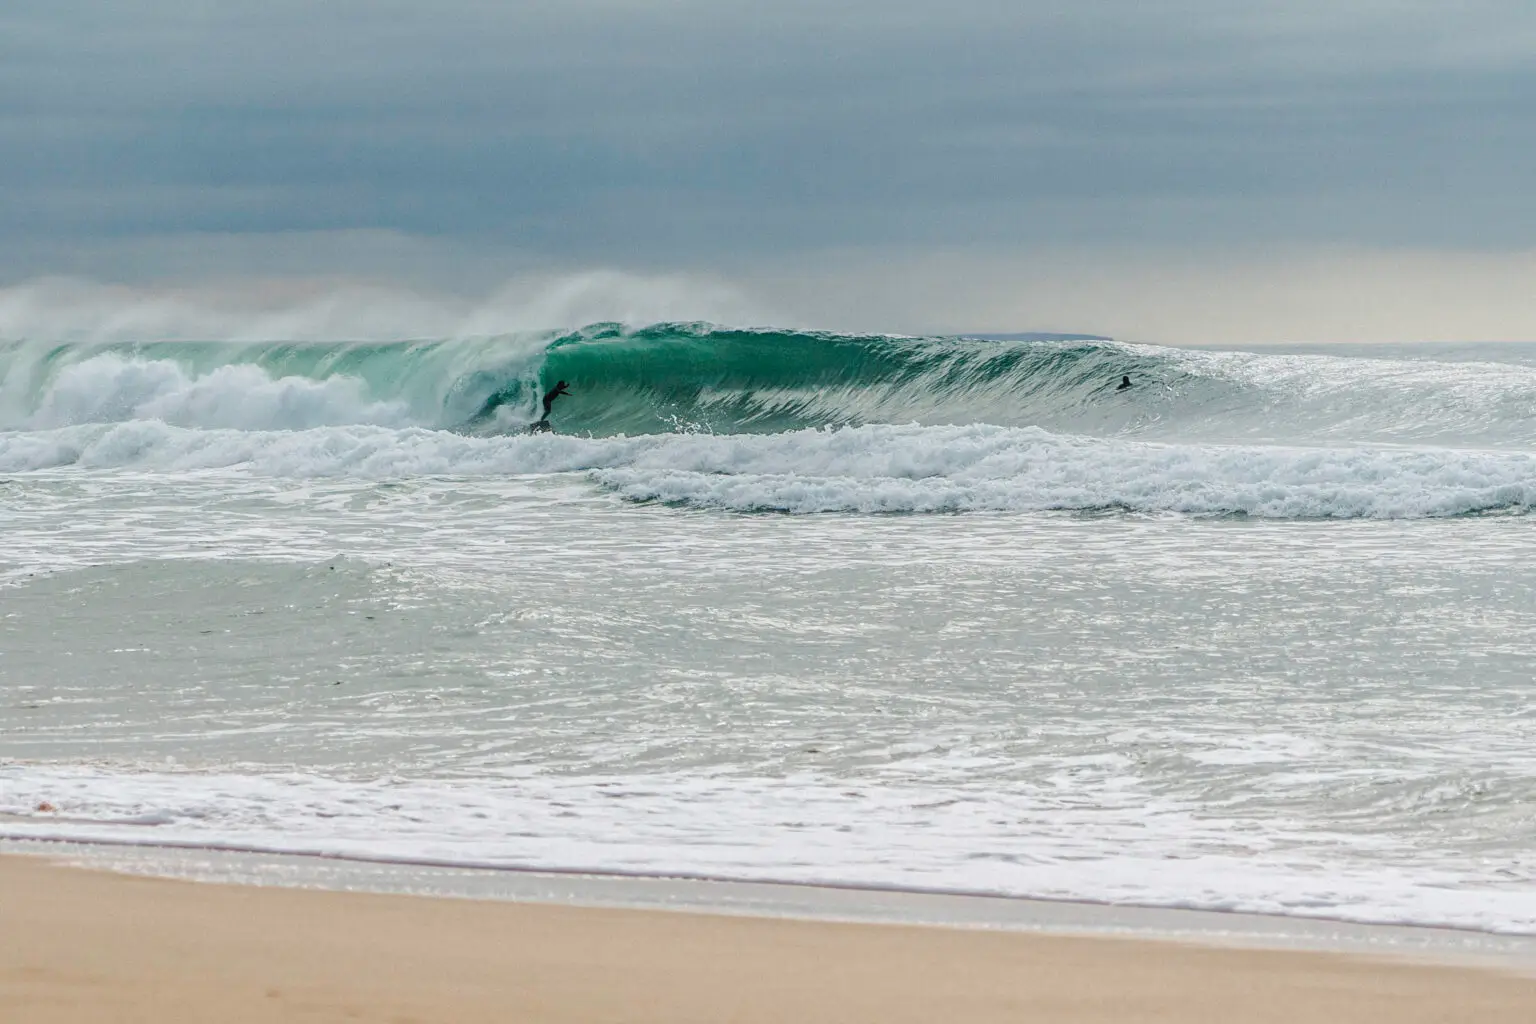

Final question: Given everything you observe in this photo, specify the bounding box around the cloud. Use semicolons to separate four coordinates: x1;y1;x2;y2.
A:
2;3;1533;339
754;245;1536;344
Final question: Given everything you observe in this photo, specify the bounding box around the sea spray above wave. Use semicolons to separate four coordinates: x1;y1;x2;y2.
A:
5;421;1534;518
0;273;763;344
5;324;1536;445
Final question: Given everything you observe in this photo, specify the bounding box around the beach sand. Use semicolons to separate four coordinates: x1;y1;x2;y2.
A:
3;854;1535;1023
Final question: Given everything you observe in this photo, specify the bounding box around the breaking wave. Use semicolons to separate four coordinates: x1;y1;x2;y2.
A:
4;323;1536;517
4;323;1536;444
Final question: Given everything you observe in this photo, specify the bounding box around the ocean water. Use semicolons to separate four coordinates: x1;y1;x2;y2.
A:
2;325;1535;932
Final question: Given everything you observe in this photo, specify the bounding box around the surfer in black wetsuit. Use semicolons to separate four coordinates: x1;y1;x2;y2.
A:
529;380;571;433
1116;374;1133;391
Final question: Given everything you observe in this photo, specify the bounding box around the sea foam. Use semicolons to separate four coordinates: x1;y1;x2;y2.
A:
7;763;1536;934
30;354;410;432
4;421;1532;519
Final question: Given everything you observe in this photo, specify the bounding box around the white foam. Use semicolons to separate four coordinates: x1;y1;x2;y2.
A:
595;426;1536;517
29;355;409;432
3;421;1533;519
5;764;1536;934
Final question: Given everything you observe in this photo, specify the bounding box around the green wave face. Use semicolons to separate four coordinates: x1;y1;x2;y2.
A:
0;324;1177;437
470;323;1166;435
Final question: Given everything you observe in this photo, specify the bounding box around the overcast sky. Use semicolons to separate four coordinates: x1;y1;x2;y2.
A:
3;2;1534;341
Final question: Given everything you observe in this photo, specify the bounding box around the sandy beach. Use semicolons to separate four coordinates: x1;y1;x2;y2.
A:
2;854;1534;1023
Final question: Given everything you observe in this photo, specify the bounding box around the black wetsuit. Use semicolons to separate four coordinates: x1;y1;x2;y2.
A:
1116;375;1133;391
531;382;571;432
542;383;570;418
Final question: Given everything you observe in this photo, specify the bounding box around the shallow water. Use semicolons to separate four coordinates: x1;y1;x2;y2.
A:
2;332;1535;931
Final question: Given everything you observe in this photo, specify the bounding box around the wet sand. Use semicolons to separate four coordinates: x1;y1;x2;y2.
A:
4;853;1534;1023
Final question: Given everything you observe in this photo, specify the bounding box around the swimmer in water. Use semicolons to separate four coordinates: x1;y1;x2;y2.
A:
530;380;571;433
1116;374;1133;391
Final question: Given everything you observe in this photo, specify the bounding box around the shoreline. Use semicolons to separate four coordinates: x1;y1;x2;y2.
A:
5;852;1536;1023
6;837;1536;968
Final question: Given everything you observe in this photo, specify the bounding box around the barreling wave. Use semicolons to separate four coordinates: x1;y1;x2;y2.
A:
5;323;1536;518
464;323;1166;436
0;324;1162;439
3;322;1536;446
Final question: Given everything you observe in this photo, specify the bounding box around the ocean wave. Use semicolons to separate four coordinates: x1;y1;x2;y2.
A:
5;421;1533;519
5;324;1536;446
0;326;1158;438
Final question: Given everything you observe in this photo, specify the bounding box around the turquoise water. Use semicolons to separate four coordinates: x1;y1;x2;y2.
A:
5;327;1536;449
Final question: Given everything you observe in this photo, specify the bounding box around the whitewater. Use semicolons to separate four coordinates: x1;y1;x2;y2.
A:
4;321;1536;933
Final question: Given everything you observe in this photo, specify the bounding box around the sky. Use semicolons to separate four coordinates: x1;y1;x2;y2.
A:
3;1;1534;342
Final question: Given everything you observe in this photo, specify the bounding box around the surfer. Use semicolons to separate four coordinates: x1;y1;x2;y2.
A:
530;380;571;434
1116;374;1133;391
